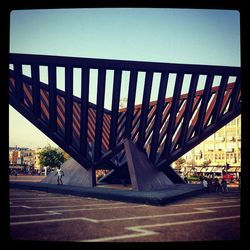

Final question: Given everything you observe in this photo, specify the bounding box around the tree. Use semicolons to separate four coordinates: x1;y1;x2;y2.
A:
201;159;211;173
174;157;186;172
39;146;65;170
203;159;211;168
63;151;71;161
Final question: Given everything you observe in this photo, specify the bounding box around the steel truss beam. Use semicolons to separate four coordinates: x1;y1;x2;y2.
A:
9;53;241;188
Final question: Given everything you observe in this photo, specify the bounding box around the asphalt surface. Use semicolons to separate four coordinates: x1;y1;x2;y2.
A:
9;187;240;242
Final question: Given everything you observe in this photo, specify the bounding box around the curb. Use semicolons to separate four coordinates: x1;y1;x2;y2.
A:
10;182;205;206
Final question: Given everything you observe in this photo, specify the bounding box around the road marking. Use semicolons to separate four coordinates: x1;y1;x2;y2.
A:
196;204;240;210
92;209;215;223
9;198;82;203
10;202;240;226
43;200;239;213
10;216;97;225
12;202;126;209
83;227;158;242
10;194;50;197
222;199;240;202
82;215;240;242
10;197;73;200
10;205;32;209
169;199;239;207
46;204;147;213
10;211;61;218
9;205;215;225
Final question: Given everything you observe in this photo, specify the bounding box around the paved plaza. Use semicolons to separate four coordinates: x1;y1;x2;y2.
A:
9;187;240;242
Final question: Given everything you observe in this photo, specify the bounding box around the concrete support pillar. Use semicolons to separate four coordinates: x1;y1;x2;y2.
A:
40;158;94;187
124;139;173;191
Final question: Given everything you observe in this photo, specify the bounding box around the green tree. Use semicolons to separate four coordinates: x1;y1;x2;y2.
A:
174;157;186;172
203;159;211;168
201;159;211;173
39;146;65;170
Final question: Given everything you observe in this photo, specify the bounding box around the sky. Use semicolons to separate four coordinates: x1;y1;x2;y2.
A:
9;8;241;149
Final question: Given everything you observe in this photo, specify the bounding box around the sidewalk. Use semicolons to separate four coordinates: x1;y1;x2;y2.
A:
9;175;45;182
9;179;204;206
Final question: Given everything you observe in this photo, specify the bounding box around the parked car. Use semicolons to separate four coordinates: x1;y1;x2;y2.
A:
223;174;235;183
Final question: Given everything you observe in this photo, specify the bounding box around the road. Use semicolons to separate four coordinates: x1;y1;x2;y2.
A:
9;187;240;242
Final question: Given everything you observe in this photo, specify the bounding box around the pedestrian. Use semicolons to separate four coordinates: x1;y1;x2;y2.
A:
221;179;228;192
184;176;188;183
207;177;213;192
55;166;64;185
202;178;209;192
214;178;221;193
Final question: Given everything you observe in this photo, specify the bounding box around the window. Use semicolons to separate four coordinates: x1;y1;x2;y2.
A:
230;119;236;126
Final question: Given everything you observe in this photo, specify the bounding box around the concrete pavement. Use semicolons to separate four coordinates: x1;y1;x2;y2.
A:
9;187;240;242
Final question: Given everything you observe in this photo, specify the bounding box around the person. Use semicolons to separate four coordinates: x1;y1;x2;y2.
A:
221;179;228;193
184;176;188;183
238;177;241;190
55;166;64;185
202;177;209;192
214;178;221;193
207;177;213;192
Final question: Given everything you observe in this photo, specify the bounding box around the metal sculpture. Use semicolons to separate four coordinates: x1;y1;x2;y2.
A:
9;53;241;190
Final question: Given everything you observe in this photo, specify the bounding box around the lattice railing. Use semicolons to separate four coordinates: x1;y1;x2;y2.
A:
9;53;241;173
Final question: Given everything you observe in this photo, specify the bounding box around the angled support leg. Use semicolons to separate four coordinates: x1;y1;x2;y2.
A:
124;139;173;191
41;158;94;187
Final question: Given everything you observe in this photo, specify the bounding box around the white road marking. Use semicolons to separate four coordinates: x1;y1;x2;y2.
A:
196;204;240;210
92;209;215;223
9;198;81;203
12;202;126;209
10;197;73;200
222;199;240;202
43;199;239;213
83;228;158;242
45;204;147;213
9;205;218;226
169;199;239;207
10;205;32;209
82;215;240;242
10;216;98;225
10;211;61;218
10;194;50;197
9;200;240;229
80;204;240;223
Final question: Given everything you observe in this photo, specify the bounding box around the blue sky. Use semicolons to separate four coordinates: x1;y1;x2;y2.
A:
9;8;241;149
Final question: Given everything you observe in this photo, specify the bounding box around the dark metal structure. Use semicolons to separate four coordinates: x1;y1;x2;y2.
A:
9;53;241;190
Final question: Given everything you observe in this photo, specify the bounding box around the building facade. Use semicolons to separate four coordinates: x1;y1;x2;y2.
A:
9;147;41;173
34;148;42;172
9;146;65;174
174;115;241;176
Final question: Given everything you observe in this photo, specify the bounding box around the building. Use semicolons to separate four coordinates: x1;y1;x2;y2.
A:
9;146;29;165
34;148;43;172
22;149;35;167
9;150;18;165
174;115;241;177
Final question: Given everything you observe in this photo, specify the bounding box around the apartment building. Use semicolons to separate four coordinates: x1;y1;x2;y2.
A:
175;115;241;175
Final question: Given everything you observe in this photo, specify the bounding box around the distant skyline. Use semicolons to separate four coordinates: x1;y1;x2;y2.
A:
9;8;241;148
